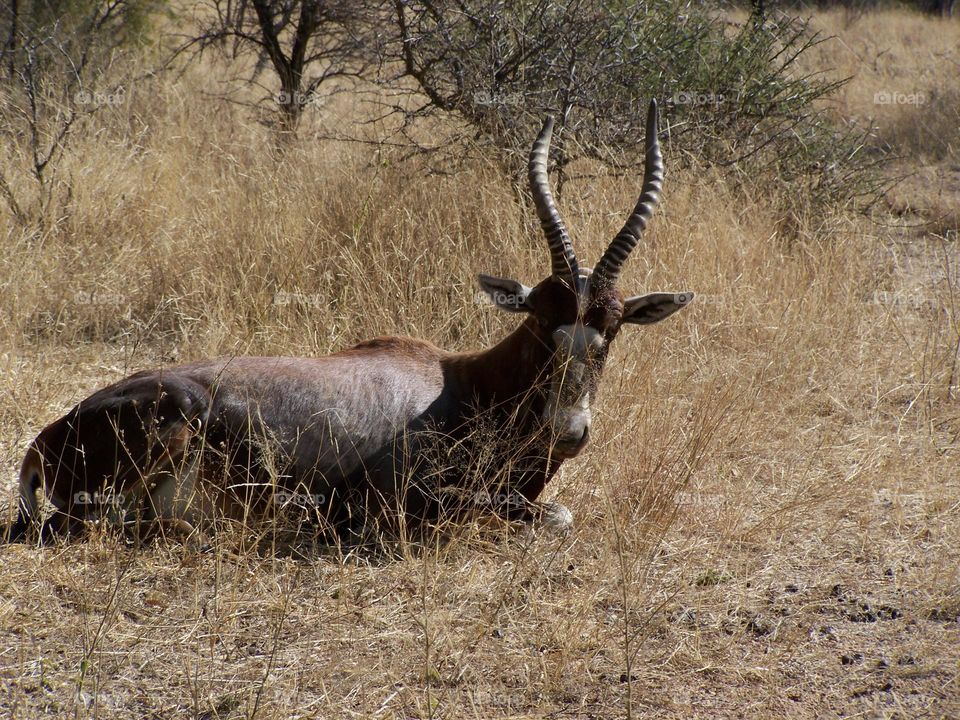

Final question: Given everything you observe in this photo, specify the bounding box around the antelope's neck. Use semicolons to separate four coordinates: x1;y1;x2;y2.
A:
445;317;552;410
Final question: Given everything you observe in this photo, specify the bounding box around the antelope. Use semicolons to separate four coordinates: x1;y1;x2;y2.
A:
3;100;692;545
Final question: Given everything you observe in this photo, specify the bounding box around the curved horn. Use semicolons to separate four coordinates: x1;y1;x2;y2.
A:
529;116;580;281
593;100;664;289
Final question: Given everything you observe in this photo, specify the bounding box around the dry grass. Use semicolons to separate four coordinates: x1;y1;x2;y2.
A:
1;8;959;719
801;8;960;235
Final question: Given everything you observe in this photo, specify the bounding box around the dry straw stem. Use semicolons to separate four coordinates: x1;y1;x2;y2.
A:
0;8;959;719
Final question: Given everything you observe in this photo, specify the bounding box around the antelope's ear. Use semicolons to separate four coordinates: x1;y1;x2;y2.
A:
478;274;535;313
622;292;694;325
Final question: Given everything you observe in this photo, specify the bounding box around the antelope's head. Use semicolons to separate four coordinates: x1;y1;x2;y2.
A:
479;101;693;459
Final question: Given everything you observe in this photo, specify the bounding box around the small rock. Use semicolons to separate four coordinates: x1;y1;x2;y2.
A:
830;584;848;599
847;608;878;623
746;614;774;636
877;605;902;620
811;625;837;641
929;607;958;622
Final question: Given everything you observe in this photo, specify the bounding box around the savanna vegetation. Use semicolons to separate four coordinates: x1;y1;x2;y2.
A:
0;1;957;717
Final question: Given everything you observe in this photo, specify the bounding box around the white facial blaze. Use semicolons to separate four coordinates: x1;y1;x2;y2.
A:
544;323;602;454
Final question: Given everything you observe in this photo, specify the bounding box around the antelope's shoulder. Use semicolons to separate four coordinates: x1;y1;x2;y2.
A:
341;335;447;361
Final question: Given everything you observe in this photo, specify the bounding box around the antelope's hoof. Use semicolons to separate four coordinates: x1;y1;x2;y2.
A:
533;501;574;536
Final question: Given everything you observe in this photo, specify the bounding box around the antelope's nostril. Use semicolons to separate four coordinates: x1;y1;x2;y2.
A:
554;423;590;457
572;424;589;450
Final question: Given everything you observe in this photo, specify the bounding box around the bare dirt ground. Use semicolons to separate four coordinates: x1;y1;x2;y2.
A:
0;8;958;720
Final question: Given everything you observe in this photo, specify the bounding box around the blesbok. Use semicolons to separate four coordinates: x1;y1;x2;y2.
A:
3;100;692;545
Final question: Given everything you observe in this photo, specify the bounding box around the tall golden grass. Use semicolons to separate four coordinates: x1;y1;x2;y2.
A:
0;8;957;718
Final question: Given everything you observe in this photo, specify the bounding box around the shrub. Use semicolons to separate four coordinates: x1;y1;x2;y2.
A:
388;0;884;207
0;0;158;224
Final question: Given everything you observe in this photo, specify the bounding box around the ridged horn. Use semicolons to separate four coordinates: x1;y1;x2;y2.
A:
529;116;580;282
593;99;664;289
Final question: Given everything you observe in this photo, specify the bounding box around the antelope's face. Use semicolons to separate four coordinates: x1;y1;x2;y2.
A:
479;270;691;458
478;100;692;459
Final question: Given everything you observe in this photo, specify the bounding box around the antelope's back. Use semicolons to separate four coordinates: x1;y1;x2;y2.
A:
182;349;447;488
28;340;449;522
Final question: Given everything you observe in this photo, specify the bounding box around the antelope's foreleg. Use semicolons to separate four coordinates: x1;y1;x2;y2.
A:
463;488;574;536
